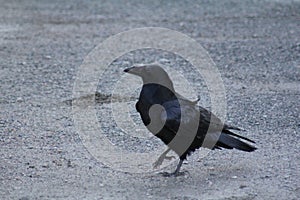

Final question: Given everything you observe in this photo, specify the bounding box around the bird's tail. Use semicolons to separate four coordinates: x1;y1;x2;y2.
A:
216;130;257;152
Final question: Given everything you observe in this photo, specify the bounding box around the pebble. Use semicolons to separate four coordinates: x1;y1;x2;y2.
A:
16;97;23;102
41;164;49;168
284;174;290;179
19;197;29;200
159;58;170;63
232;176;238;179
67;160;72;167
240;185;247;189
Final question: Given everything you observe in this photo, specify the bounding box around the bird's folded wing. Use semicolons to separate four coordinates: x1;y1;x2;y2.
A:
161;99;224;137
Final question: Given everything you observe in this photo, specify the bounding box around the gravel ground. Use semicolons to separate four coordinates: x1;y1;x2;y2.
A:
0;0;299;199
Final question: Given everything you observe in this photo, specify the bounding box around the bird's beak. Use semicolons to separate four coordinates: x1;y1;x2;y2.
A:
123;66;135;73
123;66;143;76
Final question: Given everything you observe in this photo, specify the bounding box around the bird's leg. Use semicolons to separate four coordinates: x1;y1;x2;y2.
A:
173;159;184;175
153;147;175;169
161;159;185;177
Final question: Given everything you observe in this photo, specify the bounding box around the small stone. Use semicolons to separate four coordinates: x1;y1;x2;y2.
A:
232;176;238;179
16;97;23;102
19;197;29;200
262;175;271;179
159;58;170;63
41;164;49;168
67;160;72;167
240;185;247;189
284;174;290;179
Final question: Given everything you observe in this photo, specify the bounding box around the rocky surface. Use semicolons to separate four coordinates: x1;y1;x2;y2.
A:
0;0;299;199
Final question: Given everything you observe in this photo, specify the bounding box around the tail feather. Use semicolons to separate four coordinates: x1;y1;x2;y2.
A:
223;129;256;143
216;133;257;152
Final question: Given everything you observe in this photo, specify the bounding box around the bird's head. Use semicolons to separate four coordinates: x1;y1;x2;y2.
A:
124;64;174;91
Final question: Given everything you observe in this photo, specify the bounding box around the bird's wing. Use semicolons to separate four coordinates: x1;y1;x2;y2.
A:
197;106;224;132
173;92;224;132
159;99;200;156
161;98;225;138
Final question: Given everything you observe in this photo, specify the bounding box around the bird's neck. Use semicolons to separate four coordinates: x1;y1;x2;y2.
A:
141;83;176;104
142;78;175;93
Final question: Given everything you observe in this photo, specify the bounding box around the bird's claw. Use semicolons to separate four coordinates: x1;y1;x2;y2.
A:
159;171;186;177
165;155;176;160
153;155;176;169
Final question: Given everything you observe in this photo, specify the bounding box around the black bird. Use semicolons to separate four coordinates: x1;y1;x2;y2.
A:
124;64;256;176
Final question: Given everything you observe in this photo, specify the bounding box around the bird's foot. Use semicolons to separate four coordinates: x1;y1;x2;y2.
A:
159;171;187;177
153;155;176;169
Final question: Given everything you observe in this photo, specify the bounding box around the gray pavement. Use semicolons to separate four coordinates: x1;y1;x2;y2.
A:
0;0;299;199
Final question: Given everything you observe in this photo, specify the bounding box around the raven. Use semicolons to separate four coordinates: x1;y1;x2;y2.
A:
124;64;256;176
